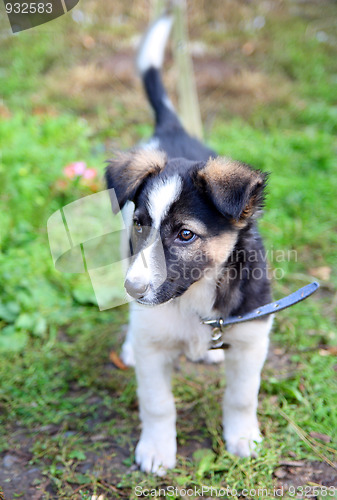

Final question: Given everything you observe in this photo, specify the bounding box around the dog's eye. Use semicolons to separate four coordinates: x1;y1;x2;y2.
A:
133;219;142;233
176;229;196;243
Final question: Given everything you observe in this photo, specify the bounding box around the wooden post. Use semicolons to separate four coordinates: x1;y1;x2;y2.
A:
172;0;203;139
151;0;203;139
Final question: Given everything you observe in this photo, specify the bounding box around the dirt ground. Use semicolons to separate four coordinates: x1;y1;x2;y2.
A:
1;343;336;499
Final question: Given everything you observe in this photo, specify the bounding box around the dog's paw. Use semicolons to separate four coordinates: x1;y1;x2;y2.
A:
225;427;262;458
120;340;135;367
202;349;225;364
135;436;176;476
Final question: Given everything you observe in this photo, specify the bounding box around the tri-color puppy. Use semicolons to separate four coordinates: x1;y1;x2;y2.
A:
106;17;272;475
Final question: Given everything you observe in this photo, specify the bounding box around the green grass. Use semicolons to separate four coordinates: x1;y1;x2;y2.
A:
0;1;336;498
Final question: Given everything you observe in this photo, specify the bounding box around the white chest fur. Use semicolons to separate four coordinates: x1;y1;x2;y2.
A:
127;274;218;361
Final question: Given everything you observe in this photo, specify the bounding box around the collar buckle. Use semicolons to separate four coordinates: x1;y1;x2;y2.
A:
203;317;225;331
203;318;230;349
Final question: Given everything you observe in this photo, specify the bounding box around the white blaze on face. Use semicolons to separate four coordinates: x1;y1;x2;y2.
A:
125;175;183;300
147;175;183;229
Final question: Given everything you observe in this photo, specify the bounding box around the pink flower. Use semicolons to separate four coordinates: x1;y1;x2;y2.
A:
64;162;87;178
82;168;97;180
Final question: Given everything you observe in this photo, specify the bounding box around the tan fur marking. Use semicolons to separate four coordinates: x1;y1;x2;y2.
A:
107;149;167;198
200;157;260;187
199;156;265;222
128;149;167;173
205;231;238;264
231;218;248;229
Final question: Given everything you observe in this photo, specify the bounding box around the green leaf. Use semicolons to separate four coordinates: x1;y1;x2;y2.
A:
0;301;20;323
15;313;35;330
69;450;87;461
193;449;216;478
72;287;97;306
0;327;28;352
33;316;47;337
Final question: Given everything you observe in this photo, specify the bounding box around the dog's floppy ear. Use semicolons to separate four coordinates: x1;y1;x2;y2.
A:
105;149;167;209
194;157;268;223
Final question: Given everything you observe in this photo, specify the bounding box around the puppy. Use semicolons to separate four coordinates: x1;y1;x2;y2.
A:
105;17;272;475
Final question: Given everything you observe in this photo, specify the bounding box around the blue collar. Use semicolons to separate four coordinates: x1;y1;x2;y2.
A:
203;282;319;349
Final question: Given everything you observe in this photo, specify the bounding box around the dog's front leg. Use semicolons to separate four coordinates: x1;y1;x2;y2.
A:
223;317;272;458
135;345;177;475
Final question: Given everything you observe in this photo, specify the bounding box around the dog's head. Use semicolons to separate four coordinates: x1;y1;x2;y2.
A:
106;150;267;305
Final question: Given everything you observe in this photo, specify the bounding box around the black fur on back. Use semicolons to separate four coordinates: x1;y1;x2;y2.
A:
142;67;215;162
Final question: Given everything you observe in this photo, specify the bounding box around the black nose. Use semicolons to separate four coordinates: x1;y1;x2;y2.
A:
124;279;149;299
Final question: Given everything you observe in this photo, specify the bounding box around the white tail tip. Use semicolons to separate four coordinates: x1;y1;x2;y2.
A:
136;16;173;75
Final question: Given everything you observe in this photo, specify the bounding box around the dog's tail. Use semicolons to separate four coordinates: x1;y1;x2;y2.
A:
136;16;181;131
